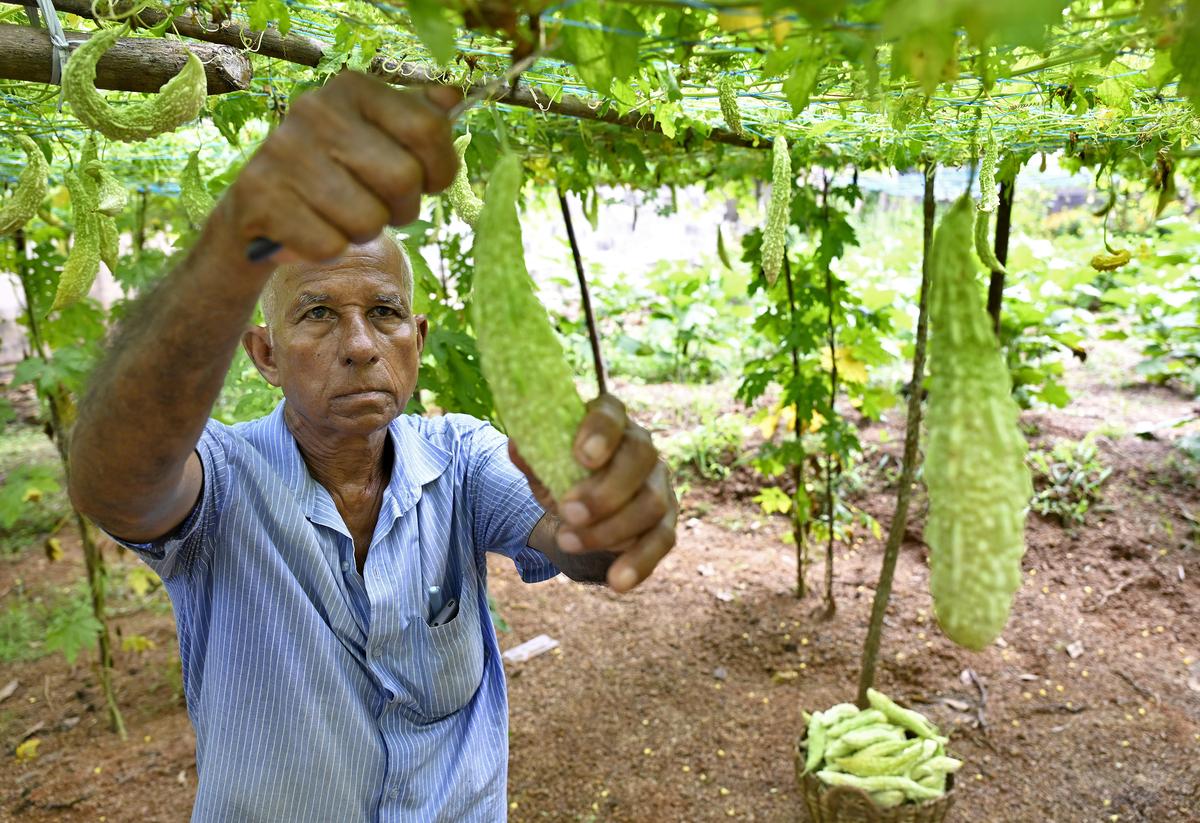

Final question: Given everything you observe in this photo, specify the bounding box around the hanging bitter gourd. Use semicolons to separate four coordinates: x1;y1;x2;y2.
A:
923;196;1032;650
52;170;102;311
180;150;215;229
472;154;587;500
62;26;207;143
0;135;49;236
761;136;791;286
77;134;128;219
445;133;482;227
974;134;1006;275
717;76;746;138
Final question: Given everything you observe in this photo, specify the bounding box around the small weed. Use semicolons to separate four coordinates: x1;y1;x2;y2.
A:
0;584;99;664
1027;437;1112;526
659;412;748;482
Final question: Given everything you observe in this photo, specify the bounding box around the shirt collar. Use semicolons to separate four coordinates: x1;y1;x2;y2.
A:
265;400;451;535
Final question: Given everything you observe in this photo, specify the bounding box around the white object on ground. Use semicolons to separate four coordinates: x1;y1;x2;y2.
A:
502;634;560;664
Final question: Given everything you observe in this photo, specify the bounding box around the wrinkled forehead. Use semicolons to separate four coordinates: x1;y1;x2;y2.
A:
275;235;413;307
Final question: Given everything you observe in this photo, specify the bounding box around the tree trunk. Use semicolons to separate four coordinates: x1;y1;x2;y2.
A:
855;163;936;707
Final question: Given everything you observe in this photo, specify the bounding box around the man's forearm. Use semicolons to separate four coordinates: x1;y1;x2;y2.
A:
70;207;270;518
527;513;616;584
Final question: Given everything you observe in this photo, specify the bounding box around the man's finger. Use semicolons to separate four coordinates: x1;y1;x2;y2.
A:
326;119;427;227
606;519;676;593
573;394;627;470
349;76;460;193
557;464;669;551
561;427;657;527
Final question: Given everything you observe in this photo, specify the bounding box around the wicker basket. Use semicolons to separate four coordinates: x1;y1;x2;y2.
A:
794;727;956;823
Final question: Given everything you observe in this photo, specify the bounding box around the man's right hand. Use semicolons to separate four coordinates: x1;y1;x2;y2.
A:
212;72;461;265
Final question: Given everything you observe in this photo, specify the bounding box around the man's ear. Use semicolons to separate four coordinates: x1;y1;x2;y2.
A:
415;314;429;355
243;326;282;387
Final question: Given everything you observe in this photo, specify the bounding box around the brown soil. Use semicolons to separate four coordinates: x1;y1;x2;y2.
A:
2;345;1199;822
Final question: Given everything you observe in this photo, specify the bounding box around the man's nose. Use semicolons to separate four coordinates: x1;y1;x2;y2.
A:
340;314;380;365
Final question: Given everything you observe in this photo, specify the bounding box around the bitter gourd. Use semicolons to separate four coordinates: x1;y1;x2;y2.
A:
98;213;120;272
717;76;746;138
0;135;49;236
924;196;1032;651
1089;248;1131;272
446;133;482;227
800;691;959;806
472;154;587;500
974;135;1006;275
180;151;215;229
52;171;102;311
761;136;791;286
62;26;207;143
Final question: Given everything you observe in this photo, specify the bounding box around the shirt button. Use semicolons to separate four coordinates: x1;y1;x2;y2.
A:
388;786;399;799
340;560;350;572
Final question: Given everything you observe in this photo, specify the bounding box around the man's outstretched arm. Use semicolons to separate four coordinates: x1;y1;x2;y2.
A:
69;74;460;541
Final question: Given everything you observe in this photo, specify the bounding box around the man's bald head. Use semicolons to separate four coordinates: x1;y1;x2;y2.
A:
260;232;415;337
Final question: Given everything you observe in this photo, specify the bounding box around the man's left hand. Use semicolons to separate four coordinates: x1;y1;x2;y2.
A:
509;394;676;592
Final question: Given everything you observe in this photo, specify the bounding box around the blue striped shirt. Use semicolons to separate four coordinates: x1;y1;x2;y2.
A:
110;400;555;822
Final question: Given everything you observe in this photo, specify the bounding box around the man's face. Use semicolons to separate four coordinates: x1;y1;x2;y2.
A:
246;237;427;438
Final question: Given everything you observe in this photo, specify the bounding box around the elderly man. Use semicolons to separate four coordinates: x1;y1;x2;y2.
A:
68;74;676;822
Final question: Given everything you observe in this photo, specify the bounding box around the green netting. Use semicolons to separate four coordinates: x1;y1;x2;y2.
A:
0;0;1196;183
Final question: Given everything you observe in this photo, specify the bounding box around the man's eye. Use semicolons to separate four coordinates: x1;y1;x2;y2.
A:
369;306;401;318
305;306;331;320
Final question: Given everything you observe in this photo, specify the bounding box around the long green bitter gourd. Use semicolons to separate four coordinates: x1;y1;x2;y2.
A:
446;133;483;227
761;136;791;286
0;135;49;236
180;151;215;228
924;195;1032;651
717;76;746;138
472;154;587;500
62;26;207;142
52;171;102;311
974;135;1006;274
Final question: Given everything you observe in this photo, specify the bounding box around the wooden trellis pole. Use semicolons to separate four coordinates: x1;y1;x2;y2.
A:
0;23;251;94
2;0;761;148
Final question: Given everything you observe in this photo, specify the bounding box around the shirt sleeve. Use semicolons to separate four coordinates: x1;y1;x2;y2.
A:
459;417;558;583
101;420;229;580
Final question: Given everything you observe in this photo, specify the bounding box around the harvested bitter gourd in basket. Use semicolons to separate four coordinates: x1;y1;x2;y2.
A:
796;690;959;819
472;154;587;501
924;196;1032;651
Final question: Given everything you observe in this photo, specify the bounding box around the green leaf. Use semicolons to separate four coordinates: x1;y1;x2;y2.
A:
754;485;792;515
784;58;822;115
0;464;61;529
247;0;291;36
560;2;644;95
1035;380;1071;408
44;597;102;667
408;0;459;65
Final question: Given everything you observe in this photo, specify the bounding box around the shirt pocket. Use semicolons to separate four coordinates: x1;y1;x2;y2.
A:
403;580;486;722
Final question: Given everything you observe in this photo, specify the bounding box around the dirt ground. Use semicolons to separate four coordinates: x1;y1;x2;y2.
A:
2;340;1198;822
